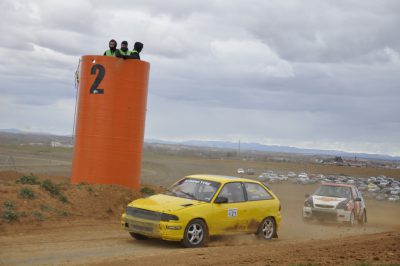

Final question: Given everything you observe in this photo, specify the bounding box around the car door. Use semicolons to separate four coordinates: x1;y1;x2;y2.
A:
243;182;275;232
211;182;248;235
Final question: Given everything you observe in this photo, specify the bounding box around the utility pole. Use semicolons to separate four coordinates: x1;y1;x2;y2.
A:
8;155;16;171
238;139;241;159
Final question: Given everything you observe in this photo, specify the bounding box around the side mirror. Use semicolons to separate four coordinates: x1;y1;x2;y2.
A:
305;194;310;198
214;196;228;204
354;197;362;202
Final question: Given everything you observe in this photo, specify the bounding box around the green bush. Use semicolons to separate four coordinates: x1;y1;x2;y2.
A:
16;174;40;185
4;200;14;210
2;201;19;222
41;179;69;203
41;179;60;196
32;211;44;221
140;186;155;195
58;194;69;203
19;187;36;199
3;209;18;221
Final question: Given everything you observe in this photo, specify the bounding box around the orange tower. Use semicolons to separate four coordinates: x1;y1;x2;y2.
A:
71;55;150;189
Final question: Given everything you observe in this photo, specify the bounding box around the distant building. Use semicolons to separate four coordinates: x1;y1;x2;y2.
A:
51;141;62;147
50;141;73;148
321;156;345;166
28;142;45;146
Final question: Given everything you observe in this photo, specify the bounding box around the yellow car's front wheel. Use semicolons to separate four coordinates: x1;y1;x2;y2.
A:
129;232;148;240
181;219;208;248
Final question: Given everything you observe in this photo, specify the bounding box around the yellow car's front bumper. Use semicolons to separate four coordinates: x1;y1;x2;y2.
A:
121;213;184;241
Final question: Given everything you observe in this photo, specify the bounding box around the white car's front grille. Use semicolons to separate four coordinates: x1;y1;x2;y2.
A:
315;204;335;209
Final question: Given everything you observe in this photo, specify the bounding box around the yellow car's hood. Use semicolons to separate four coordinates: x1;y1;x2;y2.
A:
129;194;205;213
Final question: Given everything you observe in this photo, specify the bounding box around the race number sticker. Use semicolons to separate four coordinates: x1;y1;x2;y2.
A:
228;208;237;217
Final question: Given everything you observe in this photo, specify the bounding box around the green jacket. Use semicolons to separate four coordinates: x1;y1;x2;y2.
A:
118;49;132;56
104;49;116;56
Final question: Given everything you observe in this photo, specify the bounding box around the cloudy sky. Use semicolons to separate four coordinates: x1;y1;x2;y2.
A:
0;0;399;156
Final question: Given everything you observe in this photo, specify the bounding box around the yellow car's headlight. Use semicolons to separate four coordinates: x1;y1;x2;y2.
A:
161;213;179;221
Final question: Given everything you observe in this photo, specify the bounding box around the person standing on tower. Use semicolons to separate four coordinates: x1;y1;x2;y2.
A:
115;40;132;59
103;39;118;56
127;42;143;60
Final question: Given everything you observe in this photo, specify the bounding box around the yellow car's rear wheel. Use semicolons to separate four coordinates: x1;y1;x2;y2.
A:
257;217;276;240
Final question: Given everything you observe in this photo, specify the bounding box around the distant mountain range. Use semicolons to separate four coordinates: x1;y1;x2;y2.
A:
0;128;26;134
145;139;400;161
0;129;72;145
1;129;399;161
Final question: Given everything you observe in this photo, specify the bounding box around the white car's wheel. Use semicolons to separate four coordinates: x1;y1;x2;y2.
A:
258;217;276;240
348;211;356;226
358;210;367;226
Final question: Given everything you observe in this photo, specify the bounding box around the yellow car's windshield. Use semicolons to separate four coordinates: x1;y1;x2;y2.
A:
164;178;221;202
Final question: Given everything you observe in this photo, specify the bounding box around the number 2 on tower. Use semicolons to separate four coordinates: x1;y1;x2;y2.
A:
90;64;105;94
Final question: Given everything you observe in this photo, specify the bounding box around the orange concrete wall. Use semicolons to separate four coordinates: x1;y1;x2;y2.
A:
71;55;150;189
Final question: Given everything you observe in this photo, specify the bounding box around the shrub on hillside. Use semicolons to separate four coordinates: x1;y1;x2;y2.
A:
19;188;36;199
41;179;69;203
40;204;51;211
140;186;155;195
4;200;14;210
41;179;60;196
3;209;19;221
2;201;19;222
32;211;44;221
16;174;40;185
58;195;69;203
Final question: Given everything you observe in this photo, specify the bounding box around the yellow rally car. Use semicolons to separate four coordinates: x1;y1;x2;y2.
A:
121;174;281;247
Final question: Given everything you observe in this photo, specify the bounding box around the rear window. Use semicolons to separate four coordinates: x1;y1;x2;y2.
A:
244;183;273;201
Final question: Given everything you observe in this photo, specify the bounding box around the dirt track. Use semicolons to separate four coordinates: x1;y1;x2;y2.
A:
1;183;399;266
1;219;399;266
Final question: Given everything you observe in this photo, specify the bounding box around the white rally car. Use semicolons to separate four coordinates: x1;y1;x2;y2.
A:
303;183;367;225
